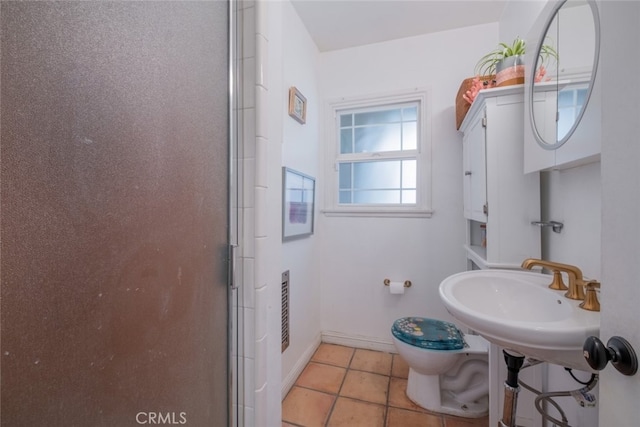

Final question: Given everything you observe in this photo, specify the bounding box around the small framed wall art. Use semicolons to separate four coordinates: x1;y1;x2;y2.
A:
282;167;315;241
288;86;307;124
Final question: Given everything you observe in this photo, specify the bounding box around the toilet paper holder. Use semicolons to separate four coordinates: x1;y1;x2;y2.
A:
384;279;412;288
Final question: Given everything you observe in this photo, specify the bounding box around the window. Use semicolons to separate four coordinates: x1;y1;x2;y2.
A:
325;90;431;217
557;85;588;140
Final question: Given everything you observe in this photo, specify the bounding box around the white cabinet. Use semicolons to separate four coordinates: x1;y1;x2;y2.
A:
459;85;541;269
524;77;601;173
462;111;487;223
460;85;544;427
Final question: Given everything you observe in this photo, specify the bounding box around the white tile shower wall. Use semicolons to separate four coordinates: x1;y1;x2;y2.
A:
238;0;257;424
243;57;256;108
243;307;255;357
252;1;284;425
255;137;268;186
243;158;255;208
254;286;268;341
242;5;255;59
255;334;269;389
263;1;286;425
243;108;256;159
256;86;268;139
242;258;255;309
256;34;268;89
255;188;268;238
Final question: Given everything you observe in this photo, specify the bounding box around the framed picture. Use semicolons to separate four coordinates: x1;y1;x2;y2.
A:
288;87;307;124
282;167;315;241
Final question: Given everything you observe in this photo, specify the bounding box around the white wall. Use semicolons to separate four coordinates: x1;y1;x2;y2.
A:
542;164;601;280
540;163;602;426
599;1;640;424
278;0;324;396
318;23;498;348
499;0;546;46
543;158;602;424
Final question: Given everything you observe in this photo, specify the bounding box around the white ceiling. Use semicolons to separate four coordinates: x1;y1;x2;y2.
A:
290;0;508;52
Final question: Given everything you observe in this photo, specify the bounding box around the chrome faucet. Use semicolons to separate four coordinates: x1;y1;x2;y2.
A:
520;258;587;301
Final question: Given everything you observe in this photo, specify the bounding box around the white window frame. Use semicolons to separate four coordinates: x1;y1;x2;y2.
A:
323;88;432;218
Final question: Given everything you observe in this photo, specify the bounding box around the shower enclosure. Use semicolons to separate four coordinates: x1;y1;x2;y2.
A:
1;2;238;425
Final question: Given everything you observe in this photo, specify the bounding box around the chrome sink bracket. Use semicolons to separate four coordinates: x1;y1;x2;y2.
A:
531;220;564;233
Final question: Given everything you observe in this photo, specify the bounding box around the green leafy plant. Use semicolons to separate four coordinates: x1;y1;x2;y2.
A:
474;36;558;78
537;42;559;69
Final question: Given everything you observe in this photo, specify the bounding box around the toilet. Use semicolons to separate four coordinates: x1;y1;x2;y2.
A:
391;317;489;418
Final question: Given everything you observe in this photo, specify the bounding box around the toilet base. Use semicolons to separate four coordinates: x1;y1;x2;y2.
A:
406;368;489;418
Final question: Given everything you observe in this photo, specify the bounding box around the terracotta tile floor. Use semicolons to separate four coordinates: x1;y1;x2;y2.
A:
282;343;489;427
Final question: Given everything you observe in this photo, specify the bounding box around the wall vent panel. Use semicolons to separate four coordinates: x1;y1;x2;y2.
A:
281;270;290;353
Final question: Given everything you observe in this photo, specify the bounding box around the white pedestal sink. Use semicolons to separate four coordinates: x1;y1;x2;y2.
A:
439;269;600;371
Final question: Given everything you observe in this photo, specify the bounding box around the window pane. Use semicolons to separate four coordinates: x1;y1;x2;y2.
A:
334;99;423;208
353;189;400;204
353;161;400;189
354;109;401;125
558;89;574;108
576;88;588;105
340;129;353;154
402;160;417;188
338;160;418;205
339;103;419;155
557;107;574;140
402;122;417;150
402;190;416;204
339;190;352;204
339;163;352;189
354;124;401;153
402;106;417;121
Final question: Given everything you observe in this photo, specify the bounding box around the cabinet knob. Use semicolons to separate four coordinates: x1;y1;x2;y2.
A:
464;171;472;176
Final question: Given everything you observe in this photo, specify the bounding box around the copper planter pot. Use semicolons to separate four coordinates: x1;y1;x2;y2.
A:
495;55;525;87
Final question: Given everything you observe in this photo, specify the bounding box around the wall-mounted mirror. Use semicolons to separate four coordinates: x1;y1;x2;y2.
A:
528;0;601;150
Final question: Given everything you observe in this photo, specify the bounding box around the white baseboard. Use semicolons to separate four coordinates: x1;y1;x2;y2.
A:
321;330;397;354
281;333;321;399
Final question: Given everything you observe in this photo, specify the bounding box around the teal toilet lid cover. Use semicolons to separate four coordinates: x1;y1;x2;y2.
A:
391;317;465;350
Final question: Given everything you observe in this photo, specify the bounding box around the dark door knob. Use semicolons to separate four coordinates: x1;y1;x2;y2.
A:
583;336;638;376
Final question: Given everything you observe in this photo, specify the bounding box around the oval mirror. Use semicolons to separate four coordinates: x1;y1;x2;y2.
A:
529;0;601;150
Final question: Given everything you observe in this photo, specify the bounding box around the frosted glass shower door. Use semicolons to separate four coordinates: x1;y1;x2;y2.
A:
1;2;231;426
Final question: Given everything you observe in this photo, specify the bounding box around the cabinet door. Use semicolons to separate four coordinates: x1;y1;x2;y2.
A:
555;80;601;167
524;91;556;173
524;82;601;173
463;112;487;222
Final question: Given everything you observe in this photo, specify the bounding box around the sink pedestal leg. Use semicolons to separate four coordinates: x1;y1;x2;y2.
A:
499;350;525;427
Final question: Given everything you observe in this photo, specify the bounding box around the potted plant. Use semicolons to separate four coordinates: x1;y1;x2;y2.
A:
474;36;558;87
455;37;558;129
